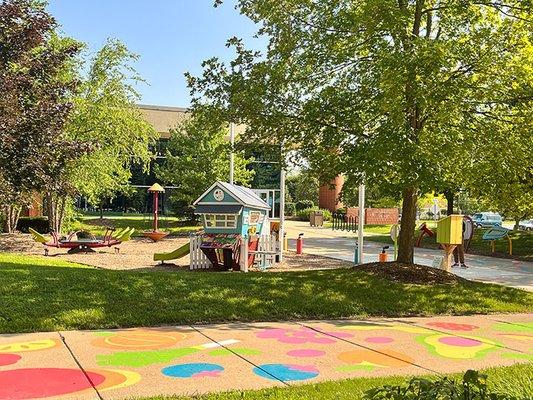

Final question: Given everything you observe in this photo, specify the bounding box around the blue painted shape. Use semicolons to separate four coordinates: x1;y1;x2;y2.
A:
253;363;319;381
482;226;510;240
162;363;224;378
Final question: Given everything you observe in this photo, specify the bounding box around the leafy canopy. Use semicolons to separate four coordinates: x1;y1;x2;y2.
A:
66;39;158;206
156;107;254;219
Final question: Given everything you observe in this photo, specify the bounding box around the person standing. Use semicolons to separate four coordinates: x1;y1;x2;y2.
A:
452;219;468;268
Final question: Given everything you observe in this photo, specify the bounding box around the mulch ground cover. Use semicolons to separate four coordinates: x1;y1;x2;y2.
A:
354;262;466;285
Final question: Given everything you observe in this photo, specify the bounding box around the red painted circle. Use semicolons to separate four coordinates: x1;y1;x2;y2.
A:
0;368;105;399
0;353;21;366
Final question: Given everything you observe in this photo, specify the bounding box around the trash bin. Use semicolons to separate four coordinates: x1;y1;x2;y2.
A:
310;211;324;227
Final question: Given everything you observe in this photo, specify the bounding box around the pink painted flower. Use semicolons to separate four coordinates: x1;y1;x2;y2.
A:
256;327;352;344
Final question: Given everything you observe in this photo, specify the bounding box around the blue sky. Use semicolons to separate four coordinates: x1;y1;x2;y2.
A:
47;0;264;107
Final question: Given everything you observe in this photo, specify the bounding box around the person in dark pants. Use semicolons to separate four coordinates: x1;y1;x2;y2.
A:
452;219;468;268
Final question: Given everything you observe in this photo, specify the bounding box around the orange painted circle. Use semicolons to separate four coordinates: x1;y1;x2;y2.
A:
93;330;187;350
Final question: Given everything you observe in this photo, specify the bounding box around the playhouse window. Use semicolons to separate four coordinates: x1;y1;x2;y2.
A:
204;214;237;228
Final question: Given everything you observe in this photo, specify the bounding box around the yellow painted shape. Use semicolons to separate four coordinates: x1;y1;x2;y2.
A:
341;324;432;334
94;369;142;391
0;338;59;353
499;334;533;342
423;334;496;359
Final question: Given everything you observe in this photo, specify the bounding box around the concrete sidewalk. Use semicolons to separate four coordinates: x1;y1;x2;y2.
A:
0;314;531;399
284;221;533;291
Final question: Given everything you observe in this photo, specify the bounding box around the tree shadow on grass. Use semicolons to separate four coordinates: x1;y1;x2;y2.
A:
0;262;531;334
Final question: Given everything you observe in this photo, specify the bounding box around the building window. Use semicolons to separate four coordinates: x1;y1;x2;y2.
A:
204;214;237;229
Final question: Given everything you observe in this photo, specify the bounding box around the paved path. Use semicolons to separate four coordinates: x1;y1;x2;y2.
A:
0;314;531;399
284;221;533;291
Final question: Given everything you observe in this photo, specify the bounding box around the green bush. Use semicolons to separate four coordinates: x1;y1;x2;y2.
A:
295;200;314;210
16;217;49;233
285;202;296;216
365;370;518;400
295;207;332;222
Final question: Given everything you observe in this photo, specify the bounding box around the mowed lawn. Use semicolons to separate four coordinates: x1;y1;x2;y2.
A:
142;364;532;400
1;253;531;334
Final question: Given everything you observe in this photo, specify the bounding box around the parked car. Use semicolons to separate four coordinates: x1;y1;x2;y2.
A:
518;219;533;231
471;212;503;228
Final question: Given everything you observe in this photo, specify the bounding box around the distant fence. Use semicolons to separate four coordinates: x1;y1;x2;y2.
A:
332;213;358;232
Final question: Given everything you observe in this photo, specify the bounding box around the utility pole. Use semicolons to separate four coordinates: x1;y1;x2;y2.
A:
279;167;286;262
357;183;365;264
229;122;235;184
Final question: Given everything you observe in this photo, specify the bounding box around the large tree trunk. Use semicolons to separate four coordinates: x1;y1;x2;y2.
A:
2;204;21;233
397;185;418;264
444;190;454;216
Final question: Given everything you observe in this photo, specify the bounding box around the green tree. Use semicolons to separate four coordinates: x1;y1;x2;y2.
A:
188;0;532;263
65;39;158;216
156;107;255;220
286;170;319;205
0;0;84;233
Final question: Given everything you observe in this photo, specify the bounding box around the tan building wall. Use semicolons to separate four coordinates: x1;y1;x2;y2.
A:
137;104;247;139
138;104;189;139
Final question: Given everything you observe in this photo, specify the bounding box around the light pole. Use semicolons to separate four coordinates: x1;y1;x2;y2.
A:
229;122;235;184
357;183;365;264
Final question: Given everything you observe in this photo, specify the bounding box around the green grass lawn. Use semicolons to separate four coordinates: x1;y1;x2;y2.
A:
1;252;531;334
364;224;533;262
141;363;532;400
68;215;201;237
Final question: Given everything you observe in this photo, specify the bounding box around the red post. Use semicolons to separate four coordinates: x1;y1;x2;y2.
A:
153;191;158;232
296;233;304;254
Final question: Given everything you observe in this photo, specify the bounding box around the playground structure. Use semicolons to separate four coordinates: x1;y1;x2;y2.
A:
482;225;513;255
153;181;280;271
416;222;435;247
142;183;169;242
29;227;134;255
436;215;463;271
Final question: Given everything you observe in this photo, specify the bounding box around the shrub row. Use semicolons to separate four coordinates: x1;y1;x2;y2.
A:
295;207;332;222
16;217;49;233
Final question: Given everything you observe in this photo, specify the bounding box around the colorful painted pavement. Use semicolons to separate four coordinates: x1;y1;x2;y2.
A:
0;314;531;399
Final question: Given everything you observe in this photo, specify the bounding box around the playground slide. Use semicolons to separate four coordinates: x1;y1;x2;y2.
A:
153;242;190;263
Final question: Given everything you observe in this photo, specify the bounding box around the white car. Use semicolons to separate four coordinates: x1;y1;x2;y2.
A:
518;219;533;231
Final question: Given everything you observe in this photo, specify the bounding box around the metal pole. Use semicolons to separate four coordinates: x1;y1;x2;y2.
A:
279;167;286;261
229;122;235;184
357;183;365;264
153;191;158;232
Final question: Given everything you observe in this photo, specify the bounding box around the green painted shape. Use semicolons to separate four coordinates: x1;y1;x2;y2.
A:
493;322;533;333
96;347;200;368
94;331;115;337
208;347;261;357
337;364;376;372
153;242;190;262
501;352;533;361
